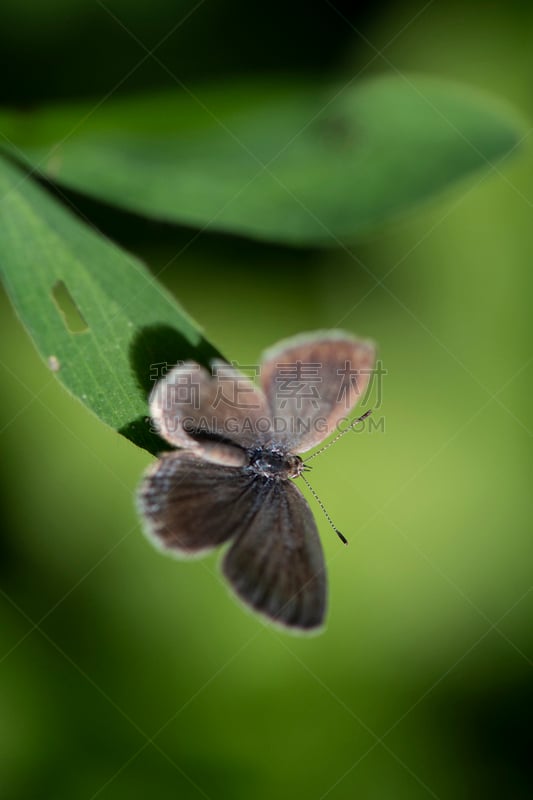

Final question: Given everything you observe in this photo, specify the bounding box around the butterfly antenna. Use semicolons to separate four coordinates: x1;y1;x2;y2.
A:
303;409;373;464
300;474;348;545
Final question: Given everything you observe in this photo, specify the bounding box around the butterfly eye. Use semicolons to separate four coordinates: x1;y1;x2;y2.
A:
287;455;304;478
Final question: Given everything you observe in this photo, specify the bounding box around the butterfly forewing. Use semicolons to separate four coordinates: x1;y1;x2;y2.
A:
138;451;257;557
222;480;327;630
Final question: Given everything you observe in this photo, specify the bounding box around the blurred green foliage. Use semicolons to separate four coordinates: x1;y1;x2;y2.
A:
1;2;532;800
0;76;523;243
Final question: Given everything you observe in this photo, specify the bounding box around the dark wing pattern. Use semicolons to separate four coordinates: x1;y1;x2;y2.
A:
222;480;327;631
138;451;257;557
260;331;376;453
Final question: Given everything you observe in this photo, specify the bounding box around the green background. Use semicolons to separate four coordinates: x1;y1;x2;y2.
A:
1;2;532;799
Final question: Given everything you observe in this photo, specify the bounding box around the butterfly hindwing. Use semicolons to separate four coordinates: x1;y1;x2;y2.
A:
260;331;376;452
150;360;271;452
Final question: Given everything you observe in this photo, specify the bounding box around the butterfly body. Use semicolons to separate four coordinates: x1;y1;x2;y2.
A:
138;331;376;633
247;447;304;480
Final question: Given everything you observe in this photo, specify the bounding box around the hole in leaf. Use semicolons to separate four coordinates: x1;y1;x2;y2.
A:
52;281;88;333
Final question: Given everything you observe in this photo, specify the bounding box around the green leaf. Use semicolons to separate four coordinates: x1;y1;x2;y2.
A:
0;75;525;245
0;154;219;455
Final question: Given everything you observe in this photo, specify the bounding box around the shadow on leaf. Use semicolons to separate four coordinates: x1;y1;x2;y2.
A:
118;323;222;456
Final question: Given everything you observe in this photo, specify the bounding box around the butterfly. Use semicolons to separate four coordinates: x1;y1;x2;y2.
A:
137;331;375;632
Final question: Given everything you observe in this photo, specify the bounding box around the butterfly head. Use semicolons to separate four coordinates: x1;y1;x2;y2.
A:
248;447;304;480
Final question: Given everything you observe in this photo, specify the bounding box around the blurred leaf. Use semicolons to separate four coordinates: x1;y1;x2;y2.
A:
0;75;525;245
0;155;219;455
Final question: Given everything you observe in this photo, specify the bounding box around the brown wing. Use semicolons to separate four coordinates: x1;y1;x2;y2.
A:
222;479;327;631
150;360;272;453
260;330;375;453
137;451;258;557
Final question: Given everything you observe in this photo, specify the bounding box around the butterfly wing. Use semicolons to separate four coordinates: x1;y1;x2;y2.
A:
138;451;258;557
150;360;272;454
139;453;326;630
260;330;376;453
222;480;327;631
